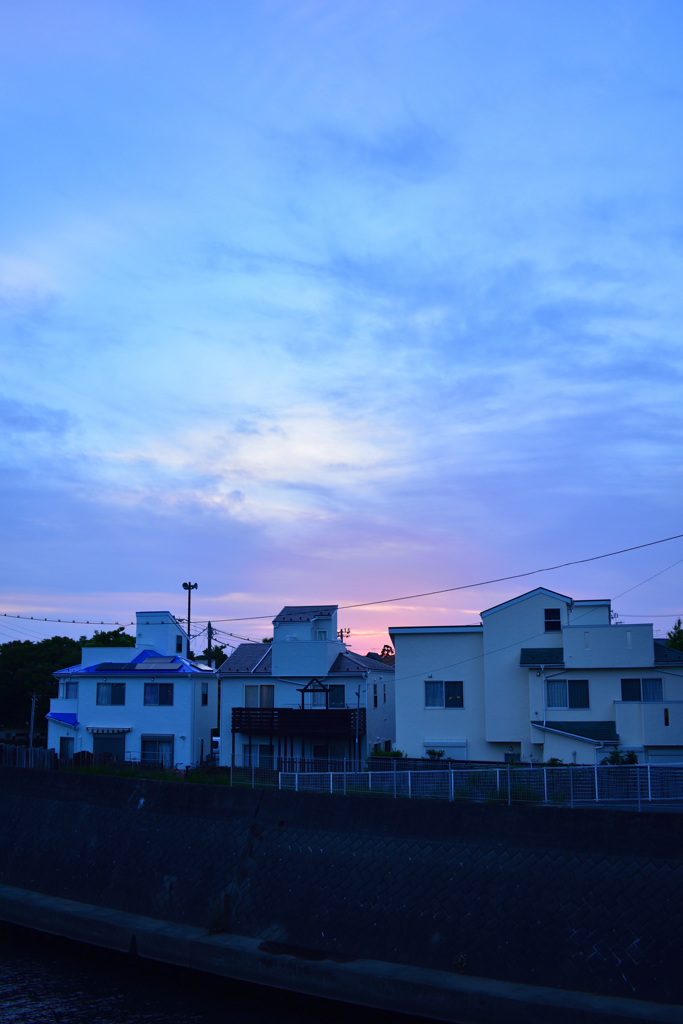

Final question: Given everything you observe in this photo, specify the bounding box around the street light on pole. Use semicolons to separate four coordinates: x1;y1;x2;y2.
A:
181;582;198;659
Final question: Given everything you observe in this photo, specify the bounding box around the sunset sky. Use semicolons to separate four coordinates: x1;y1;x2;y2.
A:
2;0;682;654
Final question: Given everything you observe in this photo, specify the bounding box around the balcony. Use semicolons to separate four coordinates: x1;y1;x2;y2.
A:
232;707;366;737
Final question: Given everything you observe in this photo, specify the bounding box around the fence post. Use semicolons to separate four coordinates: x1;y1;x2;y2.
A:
507;765;511;806
647;763;652;802
295;772;299;793
594;764;599;803
569;766;574;808
408;771;412;799
543;767;548;803
637;765;642;812
369;771;372;792
449;769;454;802
330;772;333;794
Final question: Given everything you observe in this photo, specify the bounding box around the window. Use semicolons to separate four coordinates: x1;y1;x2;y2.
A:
245;684;274;708
383;682;386;704
544;608;561;632
144;683;174;706
329;684;345;707
141;736;173;767
311;688;326;707
96;682;125;706
317;629;328;641
621;678;663;702
373;683;378;708
201;681;208;707
64;681;78;699
546;679;589;709
176;635;183;653
424;680;464;708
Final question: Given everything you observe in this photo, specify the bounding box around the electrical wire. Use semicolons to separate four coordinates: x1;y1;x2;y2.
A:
2;531;682;630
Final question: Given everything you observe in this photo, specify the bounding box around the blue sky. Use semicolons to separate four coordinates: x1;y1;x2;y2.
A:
2;0;682;652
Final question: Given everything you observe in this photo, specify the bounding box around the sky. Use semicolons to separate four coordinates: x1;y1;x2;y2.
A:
1;0;683;654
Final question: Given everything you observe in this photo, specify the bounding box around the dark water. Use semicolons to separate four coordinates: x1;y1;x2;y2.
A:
0;926;426;1024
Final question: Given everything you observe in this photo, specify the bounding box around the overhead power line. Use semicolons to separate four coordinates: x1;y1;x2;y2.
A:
198;531;683;622
2;531;682;628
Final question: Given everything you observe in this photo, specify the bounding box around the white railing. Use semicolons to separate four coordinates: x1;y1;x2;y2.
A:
276;763;683;809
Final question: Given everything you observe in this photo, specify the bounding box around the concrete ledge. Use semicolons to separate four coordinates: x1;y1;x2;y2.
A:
0;885;680;1024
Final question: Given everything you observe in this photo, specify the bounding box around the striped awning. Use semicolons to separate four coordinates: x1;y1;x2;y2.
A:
85;727;132;734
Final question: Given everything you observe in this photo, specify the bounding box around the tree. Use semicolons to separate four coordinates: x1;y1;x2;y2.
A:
200;644;228;669
0;626;134;737
666;618;683;652
81;627;135;647
0;636;82;734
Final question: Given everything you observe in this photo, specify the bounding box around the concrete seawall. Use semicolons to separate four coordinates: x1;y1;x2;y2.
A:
1;767;681;1023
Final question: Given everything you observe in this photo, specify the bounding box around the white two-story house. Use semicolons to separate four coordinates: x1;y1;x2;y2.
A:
46;611;217;768
390;588;683;765
219;605;395;768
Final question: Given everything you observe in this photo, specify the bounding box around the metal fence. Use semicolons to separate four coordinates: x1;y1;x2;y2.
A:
3;743;681;810
276;763;683;810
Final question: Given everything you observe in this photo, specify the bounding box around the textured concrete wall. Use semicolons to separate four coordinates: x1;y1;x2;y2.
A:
1;767;681;1008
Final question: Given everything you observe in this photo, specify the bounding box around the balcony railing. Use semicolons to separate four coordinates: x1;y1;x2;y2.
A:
232;706;366;736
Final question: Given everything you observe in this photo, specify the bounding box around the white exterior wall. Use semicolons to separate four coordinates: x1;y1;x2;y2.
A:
219;672;382;764
567;601;611;626
366;666;396;751
391;589;683;765
392;628;486;760
48;669;216;768
563;623;653;669
270;640;345;677
135;611;188;657
482;592;566;750
80;646;133;668
530;726;599;764
272;609;338;644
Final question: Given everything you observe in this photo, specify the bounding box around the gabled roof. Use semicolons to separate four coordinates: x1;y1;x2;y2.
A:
274;605;337;623
481;588;573;617
654;640;683;665
219;643;393;677
520;648;565;667
220;644;273;674
329;651;394;674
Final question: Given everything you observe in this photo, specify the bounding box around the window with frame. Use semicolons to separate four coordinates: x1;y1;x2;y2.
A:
425;680;464;708
63;681;78;699
544;608;562;632
141;736;173;767
621;678;663;702
329;684;345;707
144;682;174;706
245;684;274;708
546;679;589;709
201;681;208;706
96;682;125;706
175;635;183;653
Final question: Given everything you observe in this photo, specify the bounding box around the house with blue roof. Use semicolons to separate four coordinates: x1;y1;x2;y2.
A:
47;611;217;768
219;605;395;768
390;588;683;765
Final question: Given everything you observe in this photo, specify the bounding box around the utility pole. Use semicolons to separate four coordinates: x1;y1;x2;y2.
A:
207;621;213;667
181;582;198;658
28;694;37;748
